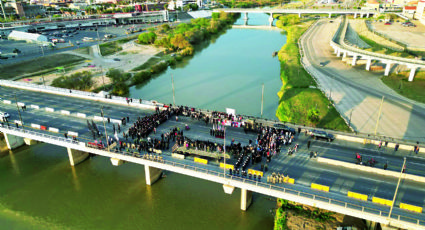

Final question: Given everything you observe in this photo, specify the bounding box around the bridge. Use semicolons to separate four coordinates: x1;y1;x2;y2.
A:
330;17;425;81
214;8;377;26
1;80;425;229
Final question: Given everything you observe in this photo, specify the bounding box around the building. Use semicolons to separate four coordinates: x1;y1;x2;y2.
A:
168;0;203;10
365;0;380;11
7;2;46;18
403;5;417;17
8;30;48;43
415;0;425;24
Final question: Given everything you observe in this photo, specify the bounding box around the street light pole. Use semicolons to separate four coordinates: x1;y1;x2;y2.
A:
14;93;24;130
101;106;110;151
388;157;406;219
223;127;226;178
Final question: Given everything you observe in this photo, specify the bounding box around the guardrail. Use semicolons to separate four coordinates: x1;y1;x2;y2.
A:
1;124;424;229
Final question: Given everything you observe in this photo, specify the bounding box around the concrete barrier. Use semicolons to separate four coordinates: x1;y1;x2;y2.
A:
372;197;393;206
335;134;365;143
348;191;368;201
400;203;423;213
77;113;86;118
194;157;208;164
68;131;78;137
311;183;330;192
317;157;425;183
220;163;235;170
93;116;106;121
110;119;122;125
45;107;54;112
30;104;40;109
3;100;11;104
31;123;41;129
61;110;70;115
172;153;185;159
17;102;25;107
49;127;59;133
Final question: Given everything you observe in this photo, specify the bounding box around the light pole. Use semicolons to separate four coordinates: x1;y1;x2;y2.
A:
100;106;110;151
388;157;406;219
14;92;24;130
223;127;226;178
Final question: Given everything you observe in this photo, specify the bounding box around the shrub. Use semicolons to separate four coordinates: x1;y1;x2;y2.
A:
51;71;93;90
111;82;129;96
106;68;131;83
132;70;152;85
150;61;168;74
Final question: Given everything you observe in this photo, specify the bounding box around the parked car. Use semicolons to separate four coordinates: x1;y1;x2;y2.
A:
273;123;296;134
310;130;335;142
384;22;392;25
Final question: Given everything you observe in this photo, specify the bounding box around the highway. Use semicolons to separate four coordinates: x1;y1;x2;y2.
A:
301;19;425;141
1;86;425;224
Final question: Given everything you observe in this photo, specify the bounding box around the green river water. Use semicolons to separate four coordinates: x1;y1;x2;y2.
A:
0;14;285;229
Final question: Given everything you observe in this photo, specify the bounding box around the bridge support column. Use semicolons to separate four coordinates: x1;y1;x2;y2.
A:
268;14;274;27
240;188;253;211
298;13;301;18
223;184;235;194
67;148;89;166
110;158;124;166
360;13;364;18
351;55;357;66
243;12;248;26
354;13;357;18
24;138;38;146
365;220;378;230
384;63;392;76
337;48;341;57
343;51;347;58
408;67;417;81
145;165;162;186
3;133;24;150
366;13;370;18
329;13;332;18
366;58;372;71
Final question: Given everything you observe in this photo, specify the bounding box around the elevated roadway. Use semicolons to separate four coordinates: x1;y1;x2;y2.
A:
1;85;425;228
300;18;425;141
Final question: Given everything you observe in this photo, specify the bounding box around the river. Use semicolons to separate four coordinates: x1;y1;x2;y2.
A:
0;13;285;229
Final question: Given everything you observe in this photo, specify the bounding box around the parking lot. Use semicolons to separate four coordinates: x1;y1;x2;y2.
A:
0;22;169;64
371;20;425;50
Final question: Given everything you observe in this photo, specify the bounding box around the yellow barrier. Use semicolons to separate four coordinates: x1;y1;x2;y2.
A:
194;157;208;165
288;178;295;184
347;191;368;201
400;203;423;213
248;169;263;177
311;183;329;192
219;163;234;170
372;197;393;206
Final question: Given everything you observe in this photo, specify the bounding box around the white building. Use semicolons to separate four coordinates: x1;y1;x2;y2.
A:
168;0;203;10
8;30;48;43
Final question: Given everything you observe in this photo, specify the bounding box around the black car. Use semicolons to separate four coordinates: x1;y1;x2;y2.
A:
273;123;296;134
310;130;334;142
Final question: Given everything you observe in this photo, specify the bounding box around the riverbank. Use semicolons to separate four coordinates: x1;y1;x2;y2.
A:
274;199;367;229
274;16;350;131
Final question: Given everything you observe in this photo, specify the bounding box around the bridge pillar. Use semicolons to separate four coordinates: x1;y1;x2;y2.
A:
408;67;417;81
366;13;370;18
145;165;163;186
329;13;332;18
3;133;24;150
365;220;378;230
223;184;235;194
337;48;341;57
243;12;248;26
298;13;302;18
110;158;124;166
24;138;38;146
360;13;364;18
354;13;357;18
366;58;372;71
351;55;357;66
384;63;392;76
343;51;347;58
268;14;274;27
67;148;89;166
240;188;253;211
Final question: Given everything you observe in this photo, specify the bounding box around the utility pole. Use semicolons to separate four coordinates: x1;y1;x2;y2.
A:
14;93;24;130
0;0;6;21
171;74;175;107
223;127;226;178
101;106;110;151
388;157;406;219
261;83;264;118
374;96;385;135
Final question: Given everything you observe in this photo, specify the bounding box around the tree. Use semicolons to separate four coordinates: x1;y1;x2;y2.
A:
112;82;129;96
106;69;130;83
138;32;156;44
170;33;190;50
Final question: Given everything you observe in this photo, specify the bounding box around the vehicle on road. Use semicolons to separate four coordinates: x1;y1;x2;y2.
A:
319;62;325;67
113;58;120;61
384;22;392;25
310;130;334;142
273;123;296;134
0;112;10;119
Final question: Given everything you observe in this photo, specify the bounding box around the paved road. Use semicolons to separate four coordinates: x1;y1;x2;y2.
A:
301;19;425;141
0;86;425;223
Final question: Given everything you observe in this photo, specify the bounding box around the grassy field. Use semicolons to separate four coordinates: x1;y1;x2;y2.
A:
0;54;86;79
359;35;415;58
131;52;166;71
382;71;425;103
99;35;139;56
275;18;350;131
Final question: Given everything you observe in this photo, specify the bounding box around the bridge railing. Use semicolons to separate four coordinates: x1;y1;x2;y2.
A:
1;124;424;228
